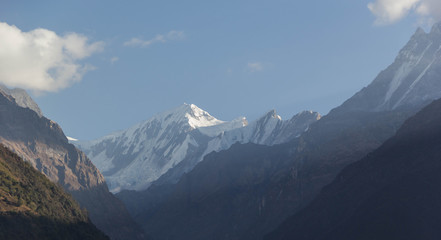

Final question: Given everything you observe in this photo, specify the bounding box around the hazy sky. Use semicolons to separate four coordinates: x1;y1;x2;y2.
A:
1;0;440;140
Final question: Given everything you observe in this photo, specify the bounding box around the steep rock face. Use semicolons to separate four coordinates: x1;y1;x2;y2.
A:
0;84;42;117
266;98;441;240
0;89;146;240
122;24;441;240
337;24;441;113
0;144;109;240
78;104;319;192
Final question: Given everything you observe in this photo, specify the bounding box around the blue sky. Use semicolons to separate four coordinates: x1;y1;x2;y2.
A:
0;0;439;140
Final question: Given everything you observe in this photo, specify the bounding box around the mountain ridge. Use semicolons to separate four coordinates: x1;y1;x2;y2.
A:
265;97;441;240
0;84;42;117
334;24;441;114
0;144;109;240
119;23;441;240
77;103;319;192
0;88;146;240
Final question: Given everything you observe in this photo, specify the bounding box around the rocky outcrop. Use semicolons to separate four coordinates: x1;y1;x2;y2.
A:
0;89;146;240
0;144;109;240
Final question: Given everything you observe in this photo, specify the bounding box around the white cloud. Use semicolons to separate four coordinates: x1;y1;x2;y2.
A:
124;30;185;47
417;0;441;20
166;30;185;40
368;0;441;24
247;62;264;72
110;56;119;64
66;136;78;141
0;22;103;93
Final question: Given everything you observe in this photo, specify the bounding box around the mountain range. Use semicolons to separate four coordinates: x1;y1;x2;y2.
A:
1;21;441;240
113;22;441;239
77;104;320;192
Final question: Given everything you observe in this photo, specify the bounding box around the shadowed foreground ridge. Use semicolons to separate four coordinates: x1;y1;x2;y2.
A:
0;144;108;240
266;98;441;239
0;86;146;239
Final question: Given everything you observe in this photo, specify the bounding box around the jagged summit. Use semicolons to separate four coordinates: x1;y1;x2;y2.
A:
0;84;42;117
76;104;247;192
77;104;320;192
261;109;282;121
410;21;441;40
141;103;224;131
179;103;224;129
415;26;426;36
335;22;441;114
289;110;321;124
431;21;441;34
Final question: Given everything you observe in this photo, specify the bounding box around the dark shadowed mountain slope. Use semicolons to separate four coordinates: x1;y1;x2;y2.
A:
335;23;441;113
124;108;411;240
0;144;108;240
123;142;293;240
0;89;146;240
266;98;441;240
118;24;441;240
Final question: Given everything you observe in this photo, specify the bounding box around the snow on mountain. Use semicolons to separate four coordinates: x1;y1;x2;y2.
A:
337;22;441;113
201;110;321;163
197;117;248;137
67;136;79;141
77;104;320;193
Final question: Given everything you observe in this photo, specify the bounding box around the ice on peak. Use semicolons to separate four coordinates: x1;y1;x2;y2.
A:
197;116;248;137
67;136;78;142
183;103;225;129
180;103;207;113
180;103;201;112
147;103;225;130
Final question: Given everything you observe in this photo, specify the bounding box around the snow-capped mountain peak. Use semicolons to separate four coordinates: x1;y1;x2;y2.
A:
336;22;441;113
76;104;320;192
148;103;224;131
197;116;247;137
183;103;225;129
76;104;244;192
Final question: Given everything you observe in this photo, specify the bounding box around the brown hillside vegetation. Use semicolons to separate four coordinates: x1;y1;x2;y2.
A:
0;144;108;240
